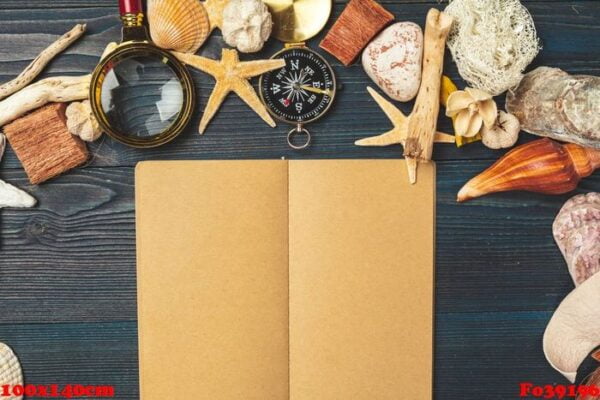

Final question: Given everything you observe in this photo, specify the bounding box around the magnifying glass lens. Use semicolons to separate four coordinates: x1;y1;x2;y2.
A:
100;54;185;138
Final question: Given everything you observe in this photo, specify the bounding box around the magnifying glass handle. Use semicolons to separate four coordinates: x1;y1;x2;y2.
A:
119;0;143;15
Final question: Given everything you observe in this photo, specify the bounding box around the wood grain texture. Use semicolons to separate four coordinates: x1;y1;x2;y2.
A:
2;162;598;324
0;1;598;399
0;312;569;400
0;2;598;168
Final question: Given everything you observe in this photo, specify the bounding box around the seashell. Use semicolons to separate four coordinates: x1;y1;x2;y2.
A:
148;0;210;54
506;67;600;149
457;138;600;202
543;272;600;383
553;193;600;286
0;342;23;400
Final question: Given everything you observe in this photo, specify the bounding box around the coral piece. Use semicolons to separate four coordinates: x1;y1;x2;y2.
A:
355;87;454;147
0;24;86;101
319;0;394;66
204;0;229;32
148;0;210;53
0;342;24;400
222;0;272;53
362;22;423;102
445;87;497;138
66;100;102;142
481;111;520;150
457;138;600;202
553;193;600;286
506;67;600;149
445;0;540;95
4;103;89;185
174;49;285;133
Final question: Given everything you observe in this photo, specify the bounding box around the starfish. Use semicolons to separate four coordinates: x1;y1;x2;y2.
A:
356;87;455;148
174;49;285;134
203;0;229;32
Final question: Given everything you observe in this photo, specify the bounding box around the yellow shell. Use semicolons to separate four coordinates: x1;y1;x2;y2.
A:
148;0;210;54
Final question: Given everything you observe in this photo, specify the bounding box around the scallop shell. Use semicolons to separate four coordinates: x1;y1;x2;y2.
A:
0;343;23;400
148;0;210;53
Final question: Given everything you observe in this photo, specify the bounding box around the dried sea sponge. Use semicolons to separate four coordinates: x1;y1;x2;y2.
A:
445;0;541;96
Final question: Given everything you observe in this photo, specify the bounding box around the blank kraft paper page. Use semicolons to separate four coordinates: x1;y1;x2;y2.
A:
136;160;435;400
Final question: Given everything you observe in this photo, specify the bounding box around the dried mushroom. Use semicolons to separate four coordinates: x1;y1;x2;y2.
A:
222;0;272;53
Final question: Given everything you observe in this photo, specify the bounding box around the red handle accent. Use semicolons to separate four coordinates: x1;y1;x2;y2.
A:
119;0;143;15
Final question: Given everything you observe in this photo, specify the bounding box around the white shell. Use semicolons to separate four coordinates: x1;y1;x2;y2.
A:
148;0;211;53
361;22;423;102
222;0;272;53
0;179;36;209
0;343;23;400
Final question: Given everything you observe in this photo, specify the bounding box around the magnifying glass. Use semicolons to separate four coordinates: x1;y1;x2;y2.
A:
90;0;196;148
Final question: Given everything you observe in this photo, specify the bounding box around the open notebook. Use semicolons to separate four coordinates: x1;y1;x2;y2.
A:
136;160;435;399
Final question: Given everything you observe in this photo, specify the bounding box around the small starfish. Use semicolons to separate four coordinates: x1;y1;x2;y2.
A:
355;87;455;148
174;49;285;134
203;0;229;32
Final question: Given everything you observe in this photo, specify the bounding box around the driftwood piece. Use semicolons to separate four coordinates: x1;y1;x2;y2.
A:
0;42;118;128
319;0;394;66
4;103;89;184
356;9;453;183
403;9;453;183
0;24;86;101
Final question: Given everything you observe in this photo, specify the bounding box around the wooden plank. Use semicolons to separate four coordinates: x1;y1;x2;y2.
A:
0;167;137;323
0;321;139;399
434;311;568;399
1;161;598;323
0;2;598;168
0;312;569;400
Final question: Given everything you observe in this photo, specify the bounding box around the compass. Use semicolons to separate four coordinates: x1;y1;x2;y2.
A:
259;45;336;149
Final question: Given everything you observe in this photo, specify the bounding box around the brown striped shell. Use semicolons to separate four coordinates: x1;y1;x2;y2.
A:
457;138;600;202
148;0;210;54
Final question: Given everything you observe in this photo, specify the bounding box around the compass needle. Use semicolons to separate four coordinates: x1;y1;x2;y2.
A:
259;44;336;149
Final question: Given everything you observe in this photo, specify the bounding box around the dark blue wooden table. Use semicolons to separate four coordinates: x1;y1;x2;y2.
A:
0;1;598;399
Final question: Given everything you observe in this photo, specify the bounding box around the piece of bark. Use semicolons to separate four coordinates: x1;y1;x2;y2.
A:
319;0;394;66
3;103;89;184
0;24;86;101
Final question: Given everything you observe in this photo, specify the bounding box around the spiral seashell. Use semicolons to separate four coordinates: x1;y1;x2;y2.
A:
0;342;23;400
457;138;600;202
148;0;210;54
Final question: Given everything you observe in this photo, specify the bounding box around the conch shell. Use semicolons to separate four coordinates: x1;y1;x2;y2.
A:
458;138;600;202
446;87;497;137
148;0;210;54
